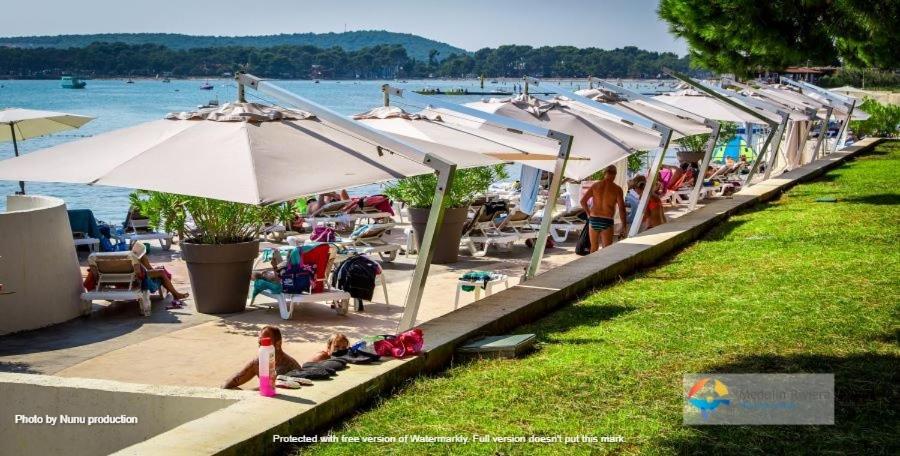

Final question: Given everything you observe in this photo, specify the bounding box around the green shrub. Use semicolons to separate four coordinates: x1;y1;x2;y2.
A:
851;98;900;138
384;164;508;208
130;191;283;244
675;121;738;154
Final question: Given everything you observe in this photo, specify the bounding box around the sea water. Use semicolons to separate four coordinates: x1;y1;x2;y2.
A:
0;78;672;222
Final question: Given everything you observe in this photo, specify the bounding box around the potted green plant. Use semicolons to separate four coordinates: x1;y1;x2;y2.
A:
675;122;738;163
132;191;274;314
384;164;508;264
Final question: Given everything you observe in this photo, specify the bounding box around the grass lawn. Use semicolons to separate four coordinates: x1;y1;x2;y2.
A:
301;141;900;455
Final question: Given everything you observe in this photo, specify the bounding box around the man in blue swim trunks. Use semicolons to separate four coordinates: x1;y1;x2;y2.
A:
580;165;627;252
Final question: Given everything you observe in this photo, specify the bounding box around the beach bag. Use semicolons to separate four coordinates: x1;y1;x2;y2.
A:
373;329;424;358
310;226;336;242
281;249;315;294
575;223;591;256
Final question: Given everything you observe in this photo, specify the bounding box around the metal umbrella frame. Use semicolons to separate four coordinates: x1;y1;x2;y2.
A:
662;69;789;186
379;84;573;296
234;74;467;332
779;78;860;155
584;78;720;212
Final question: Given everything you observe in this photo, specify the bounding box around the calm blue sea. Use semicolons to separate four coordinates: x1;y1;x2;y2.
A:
0;78;670;222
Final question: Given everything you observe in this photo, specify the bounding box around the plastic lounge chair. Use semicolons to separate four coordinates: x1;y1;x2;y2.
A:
496;210;539;242
252;244;353;319
306;198;393;231
80;252;164;316
346;195;394;219
337;223;401;262
537;207;586;242
120;208;174;250
460;204;517;257
67;209;102;252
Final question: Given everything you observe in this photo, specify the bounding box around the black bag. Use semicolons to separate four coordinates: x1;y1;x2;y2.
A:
333;255;378;301
575;222;591;256
333;349;381;364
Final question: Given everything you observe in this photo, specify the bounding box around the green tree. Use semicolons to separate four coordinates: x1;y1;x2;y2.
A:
658;0;899;76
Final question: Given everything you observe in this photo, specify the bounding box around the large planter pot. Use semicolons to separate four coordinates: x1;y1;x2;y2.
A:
408;206;468;264
181;240;259;314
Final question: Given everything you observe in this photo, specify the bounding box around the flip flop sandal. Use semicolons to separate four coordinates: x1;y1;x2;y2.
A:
275;377;302;389
165;302;181;310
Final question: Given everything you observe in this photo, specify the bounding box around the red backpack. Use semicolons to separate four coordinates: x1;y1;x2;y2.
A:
373;329;424;358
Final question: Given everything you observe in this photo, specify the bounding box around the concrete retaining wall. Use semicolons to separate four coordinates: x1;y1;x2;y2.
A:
0;373;244;456
0;195;84;335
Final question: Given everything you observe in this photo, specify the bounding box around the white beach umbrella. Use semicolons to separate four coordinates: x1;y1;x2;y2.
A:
0;108;94;194
353;106;565;161
575;88;711;137
429;96;660;181
653;90;778;124
0;102;499;205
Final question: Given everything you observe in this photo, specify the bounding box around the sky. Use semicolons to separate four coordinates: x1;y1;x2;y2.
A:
0;0;687;54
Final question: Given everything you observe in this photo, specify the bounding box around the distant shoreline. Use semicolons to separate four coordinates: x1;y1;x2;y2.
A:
0;77;677;82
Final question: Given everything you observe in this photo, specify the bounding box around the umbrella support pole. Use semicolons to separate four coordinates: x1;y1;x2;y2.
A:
745;115;786;185
8;123;24;194
628;127;673;238
398;159;456;331
832;99;856;154
526;132;572;279
812;107;833;160
763;115;790;181
687;121;721;211
234;73;464;331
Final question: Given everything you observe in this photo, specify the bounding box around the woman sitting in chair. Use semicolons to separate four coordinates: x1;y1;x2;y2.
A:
131;242;189;304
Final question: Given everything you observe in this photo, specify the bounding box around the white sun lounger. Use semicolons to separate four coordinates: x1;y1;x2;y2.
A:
251;244;389;318
531;208;586;243
80;252;165;316
251;245;353;318
119;218;174;251
336;222;401;262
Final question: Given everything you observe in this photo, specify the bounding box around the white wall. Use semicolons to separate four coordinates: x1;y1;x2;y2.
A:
0;195;84;335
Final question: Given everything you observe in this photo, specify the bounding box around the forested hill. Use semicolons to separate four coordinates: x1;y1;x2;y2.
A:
0;31;467;62
0;43;693;80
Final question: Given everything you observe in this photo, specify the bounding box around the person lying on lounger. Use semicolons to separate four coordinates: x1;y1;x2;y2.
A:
223;326;302;389
131;242;189;302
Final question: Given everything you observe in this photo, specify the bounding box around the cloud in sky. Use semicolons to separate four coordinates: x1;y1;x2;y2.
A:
1;0;686;54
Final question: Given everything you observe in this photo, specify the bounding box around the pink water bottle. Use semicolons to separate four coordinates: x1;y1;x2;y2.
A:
258;337;276;397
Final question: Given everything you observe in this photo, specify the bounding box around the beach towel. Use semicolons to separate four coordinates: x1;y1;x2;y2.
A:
519;165;541;214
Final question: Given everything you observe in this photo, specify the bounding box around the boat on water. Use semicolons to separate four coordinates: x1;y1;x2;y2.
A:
198;98;220;109
314;80;320;84
162;77;171;83
60;76;86;89
126;78;135;84
199;81;214;90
